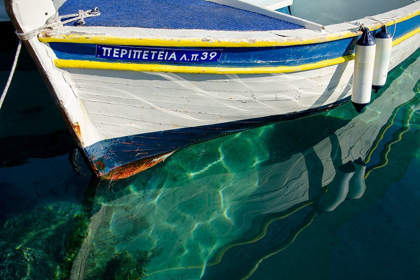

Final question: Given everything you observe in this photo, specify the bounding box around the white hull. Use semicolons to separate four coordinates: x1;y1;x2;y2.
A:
66;33;419;140
67;64;353;139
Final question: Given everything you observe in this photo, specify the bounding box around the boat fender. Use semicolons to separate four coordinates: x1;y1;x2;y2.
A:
347;158;366;199
372;25;393;93
318;161;355;212
352;27;376;113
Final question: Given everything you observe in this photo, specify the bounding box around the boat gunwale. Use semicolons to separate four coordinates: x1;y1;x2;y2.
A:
48;24;420;74
38;2;420;48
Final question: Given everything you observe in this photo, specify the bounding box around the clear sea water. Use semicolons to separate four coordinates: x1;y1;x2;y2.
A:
1;46;420;280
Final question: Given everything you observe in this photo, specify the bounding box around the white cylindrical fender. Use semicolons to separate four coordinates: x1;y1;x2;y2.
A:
347;158;366;200
352;27;376;113
372;25;393;93
318;162;355;212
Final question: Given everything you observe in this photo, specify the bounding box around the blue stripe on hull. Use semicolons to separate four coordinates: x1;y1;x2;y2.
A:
49;38;356;67
85;97;349;177
390;12;420;39
58;0;303;31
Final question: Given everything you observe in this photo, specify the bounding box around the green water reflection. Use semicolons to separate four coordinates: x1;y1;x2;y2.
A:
70;50;420;279
1;49;420;280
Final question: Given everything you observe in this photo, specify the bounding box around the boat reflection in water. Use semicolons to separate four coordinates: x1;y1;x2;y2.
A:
70;50;420;280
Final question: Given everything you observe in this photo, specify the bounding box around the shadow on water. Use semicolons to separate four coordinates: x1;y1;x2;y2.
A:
0;30;96;279
1;38;420;279
0;34;74;168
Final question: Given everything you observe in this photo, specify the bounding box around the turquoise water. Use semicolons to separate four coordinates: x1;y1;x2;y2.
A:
1;47;420;280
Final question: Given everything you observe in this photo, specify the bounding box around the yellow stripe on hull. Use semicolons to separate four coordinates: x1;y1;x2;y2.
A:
392;26;420;47
54;54;355;74
41;32;358;48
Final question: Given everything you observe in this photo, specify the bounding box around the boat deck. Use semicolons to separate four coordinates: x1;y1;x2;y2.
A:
58;0;303;31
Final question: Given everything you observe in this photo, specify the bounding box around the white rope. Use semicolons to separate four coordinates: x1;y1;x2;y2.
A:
367;16;397;38
60;7;100;26
16;7;100;41
0;40;22;110
0;8;99;109
0;8;100;108
392;18;397;38
367;16;386;26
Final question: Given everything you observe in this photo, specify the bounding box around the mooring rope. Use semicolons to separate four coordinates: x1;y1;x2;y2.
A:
0;40;22;109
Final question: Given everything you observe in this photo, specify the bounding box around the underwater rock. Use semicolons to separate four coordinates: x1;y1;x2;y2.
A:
102;251;150;280
0;246;53;279
0;203;86;280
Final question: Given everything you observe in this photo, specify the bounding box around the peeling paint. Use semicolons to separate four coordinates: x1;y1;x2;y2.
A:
95;159;106;171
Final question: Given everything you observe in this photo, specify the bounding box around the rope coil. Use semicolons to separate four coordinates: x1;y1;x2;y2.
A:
16;7;100;41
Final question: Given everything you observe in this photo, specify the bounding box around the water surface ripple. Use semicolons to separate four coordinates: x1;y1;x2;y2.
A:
1;49;420;280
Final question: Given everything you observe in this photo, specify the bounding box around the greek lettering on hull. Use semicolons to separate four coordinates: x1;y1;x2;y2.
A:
96;45;222;63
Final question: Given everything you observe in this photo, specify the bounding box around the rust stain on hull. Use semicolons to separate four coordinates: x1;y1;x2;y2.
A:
102;152;174;180
95;159;105;171
72;122;81;138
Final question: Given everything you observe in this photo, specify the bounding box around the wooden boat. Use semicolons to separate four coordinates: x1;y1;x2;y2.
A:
4;0;420;179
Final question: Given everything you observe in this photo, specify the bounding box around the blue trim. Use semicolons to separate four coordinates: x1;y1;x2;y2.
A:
85;97;349;176
381;13;420;39
49;38;356;67
58;0;303;31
